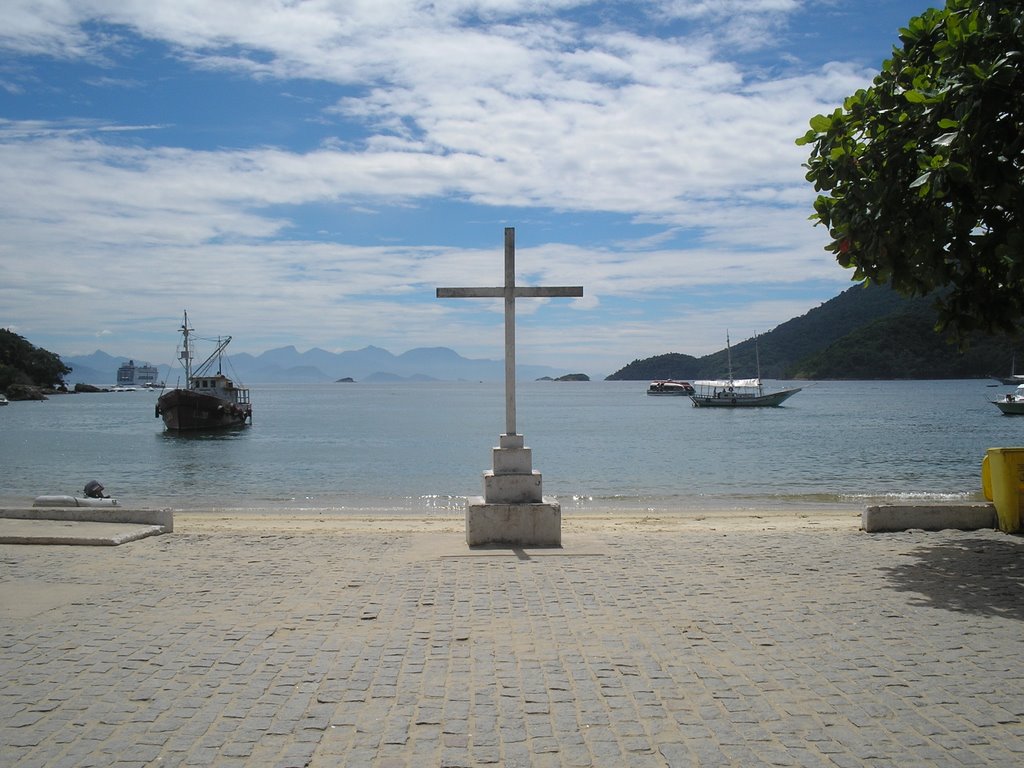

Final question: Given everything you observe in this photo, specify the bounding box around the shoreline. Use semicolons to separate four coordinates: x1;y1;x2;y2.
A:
0;496;882;535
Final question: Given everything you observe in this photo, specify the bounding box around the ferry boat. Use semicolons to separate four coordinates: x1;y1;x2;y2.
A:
690;378;802;407
155;312;252;430
690;333;801;408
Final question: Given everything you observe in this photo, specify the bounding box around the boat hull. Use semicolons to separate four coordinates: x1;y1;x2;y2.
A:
647;380;695;396
156;389;251;430
994;400;1024;415
690;387;802;408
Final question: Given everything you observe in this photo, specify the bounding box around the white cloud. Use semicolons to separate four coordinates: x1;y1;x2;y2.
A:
0;0;888;372
0;0;95;58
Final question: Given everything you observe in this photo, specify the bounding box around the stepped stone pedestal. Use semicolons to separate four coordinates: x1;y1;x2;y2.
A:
466;433;561;547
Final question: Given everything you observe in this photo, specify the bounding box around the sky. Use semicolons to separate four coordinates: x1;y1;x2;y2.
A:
0;0;939;377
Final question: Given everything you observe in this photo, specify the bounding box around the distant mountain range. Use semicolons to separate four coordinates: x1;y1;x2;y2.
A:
60;283;1024;386
62;345;573;386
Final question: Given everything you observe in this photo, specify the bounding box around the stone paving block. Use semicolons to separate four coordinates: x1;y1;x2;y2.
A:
2;528;1024;766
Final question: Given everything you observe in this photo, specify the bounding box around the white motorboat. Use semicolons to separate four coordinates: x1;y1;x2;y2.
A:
993;384;1024;415
647;379;694;396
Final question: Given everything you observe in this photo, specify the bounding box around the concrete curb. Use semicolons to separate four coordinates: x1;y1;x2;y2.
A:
862;503;996;532
0;506;173;531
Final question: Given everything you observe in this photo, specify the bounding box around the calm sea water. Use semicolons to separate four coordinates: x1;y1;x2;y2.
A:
1;380;1018;515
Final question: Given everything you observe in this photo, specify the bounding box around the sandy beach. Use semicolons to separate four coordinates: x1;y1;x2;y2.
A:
172;506;864;535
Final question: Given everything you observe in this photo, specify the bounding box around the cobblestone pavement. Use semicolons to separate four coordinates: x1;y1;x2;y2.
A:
1;527;1023;767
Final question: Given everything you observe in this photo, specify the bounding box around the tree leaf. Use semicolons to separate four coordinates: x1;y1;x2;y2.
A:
809;114;832;132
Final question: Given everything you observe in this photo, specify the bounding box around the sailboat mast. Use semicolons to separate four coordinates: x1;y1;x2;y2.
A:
755;333;764;394
179;311;194;381
726;330;733;383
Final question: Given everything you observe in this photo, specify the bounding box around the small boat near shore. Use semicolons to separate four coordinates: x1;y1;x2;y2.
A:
647;379;695;396
690;333;801;408
155;311;252;431
992;384;1024;415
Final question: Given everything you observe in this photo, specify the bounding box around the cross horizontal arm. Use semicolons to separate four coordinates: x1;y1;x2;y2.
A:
513;287;583;298
436;286;583;298
436;287;504;298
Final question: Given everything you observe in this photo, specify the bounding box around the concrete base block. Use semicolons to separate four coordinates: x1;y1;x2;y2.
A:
466;496;561;547
483;470;543;504
492;446;533;474
862;504;996;533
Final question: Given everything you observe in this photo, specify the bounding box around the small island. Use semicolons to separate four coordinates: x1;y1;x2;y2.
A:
537;373;590;382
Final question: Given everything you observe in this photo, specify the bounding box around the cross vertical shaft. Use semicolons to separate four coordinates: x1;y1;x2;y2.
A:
436;226;583;437
504;227;517;435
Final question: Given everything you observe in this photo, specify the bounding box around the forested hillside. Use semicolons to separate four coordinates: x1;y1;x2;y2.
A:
0;329;71;395
607;284;1022;380
791;300;1015;379
606;353;701;381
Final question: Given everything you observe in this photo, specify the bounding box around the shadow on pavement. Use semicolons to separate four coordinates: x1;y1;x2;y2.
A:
879;536;1024;621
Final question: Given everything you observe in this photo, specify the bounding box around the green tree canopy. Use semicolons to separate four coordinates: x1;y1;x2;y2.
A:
0;329;71;390
796;0;1024;337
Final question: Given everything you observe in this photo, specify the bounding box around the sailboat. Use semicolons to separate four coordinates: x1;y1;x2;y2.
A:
990;353;1024;386
689;332;802;408
155;311;252;430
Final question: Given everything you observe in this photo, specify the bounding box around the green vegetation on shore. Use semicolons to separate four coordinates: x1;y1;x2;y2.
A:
606;283;1022;381
0;329;70;397
797;0;1024;341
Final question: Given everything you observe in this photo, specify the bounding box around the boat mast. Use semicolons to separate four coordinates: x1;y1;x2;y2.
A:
754;332;763;394
726;330;733;384
193;336;233;378
179;311;194;381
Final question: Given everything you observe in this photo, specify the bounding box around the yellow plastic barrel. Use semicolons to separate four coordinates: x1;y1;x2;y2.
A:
981;448;1024;533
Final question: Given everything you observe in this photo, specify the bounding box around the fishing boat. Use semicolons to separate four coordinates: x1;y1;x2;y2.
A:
647;379;695;396
690;333;802;408
155;312;252;430
992;384;1024;415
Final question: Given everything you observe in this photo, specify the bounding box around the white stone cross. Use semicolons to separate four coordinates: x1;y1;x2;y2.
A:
437;227;583;436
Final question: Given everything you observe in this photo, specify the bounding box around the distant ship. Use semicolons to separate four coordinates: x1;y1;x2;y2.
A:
155;311;252;431
116;358;161;388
